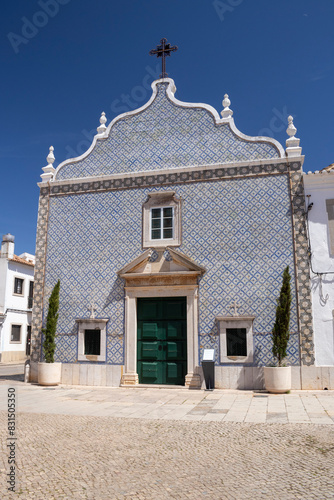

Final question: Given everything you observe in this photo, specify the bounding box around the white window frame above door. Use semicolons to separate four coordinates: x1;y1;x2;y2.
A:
143;191;181;248
150;206;174;241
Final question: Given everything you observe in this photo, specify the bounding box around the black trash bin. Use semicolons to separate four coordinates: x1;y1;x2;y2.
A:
202;349;215;390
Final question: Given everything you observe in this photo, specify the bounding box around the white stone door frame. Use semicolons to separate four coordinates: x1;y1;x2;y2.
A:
121;285;201;388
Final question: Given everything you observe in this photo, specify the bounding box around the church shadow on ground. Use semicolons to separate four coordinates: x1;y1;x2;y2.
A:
0;373;24;381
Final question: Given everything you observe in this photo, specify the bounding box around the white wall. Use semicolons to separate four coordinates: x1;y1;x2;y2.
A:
0;258;7;314
0;259;34;361
304;172;334;366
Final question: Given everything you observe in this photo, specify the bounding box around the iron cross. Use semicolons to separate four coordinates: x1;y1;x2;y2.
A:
149;38;178;78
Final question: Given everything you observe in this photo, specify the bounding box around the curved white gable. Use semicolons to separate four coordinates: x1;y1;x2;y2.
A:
55;78;284;181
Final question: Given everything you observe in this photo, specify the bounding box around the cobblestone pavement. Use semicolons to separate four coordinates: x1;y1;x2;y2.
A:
1;383;334;499
1;413;334;499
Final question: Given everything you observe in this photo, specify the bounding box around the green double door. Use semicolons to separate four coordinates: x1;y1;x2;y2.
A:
137;297;187;385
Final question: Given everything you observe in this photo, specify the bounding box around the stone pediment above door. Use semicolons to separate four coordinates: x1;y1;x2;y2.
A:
118;247;206;287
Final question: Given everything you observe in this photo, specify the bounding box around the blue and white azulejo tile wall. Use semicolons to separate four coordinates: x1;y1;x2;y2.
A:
44;173;299;367
56;83;280;181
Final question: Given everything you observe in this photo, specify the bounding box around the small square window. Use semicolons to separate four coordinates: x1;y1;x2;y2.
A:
14;278;24;295
11;325;21;343
226;328;247;356
84;329;101;355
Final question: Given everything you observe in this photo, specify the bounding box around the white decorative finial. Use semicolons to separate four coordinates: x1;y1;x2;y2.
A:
286;115;302;157
221;94;233;119
223;94;230;108
286;115;297;138
40;146;56;183
47;145;55;164
97;111;107;134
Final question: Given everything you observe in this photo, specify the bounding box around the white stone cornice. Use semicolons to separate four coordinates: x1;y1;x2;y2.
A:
216;315;256;321
38;156;304;189
38;155;304;189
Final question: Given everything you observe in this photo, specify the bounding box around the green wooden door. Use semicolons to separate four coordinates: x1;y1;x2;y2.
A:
137;297;187;385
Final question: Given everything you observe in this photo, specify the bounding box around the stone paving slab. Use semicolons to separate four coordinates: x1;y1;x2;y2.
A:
1;383;334;424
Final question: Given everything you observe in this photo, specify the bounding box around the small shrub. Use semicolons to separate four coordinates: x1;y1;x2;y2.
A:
42;280;60;363
272;266;291;366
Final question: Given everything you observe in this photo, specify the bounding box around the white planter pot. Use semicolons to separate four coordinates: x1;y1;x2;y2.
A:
264;366;291;394
38;362;62;386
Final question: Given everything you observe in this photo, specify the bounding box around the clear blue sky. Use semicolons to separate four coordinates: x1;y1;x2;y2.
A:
1;0;334;255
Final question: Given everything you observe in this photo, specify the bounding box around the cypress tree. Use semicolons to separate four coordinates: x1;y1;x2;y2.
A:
272;266;291;366
43;280;60;363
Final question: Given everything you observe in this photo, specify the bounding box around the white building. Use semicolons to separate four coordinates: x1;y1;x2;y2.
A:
304;166;334;380
0;234;35;363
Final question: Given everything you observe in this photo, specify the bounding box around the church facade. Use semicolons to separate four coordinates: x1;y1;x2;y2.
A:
30;77;318;389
